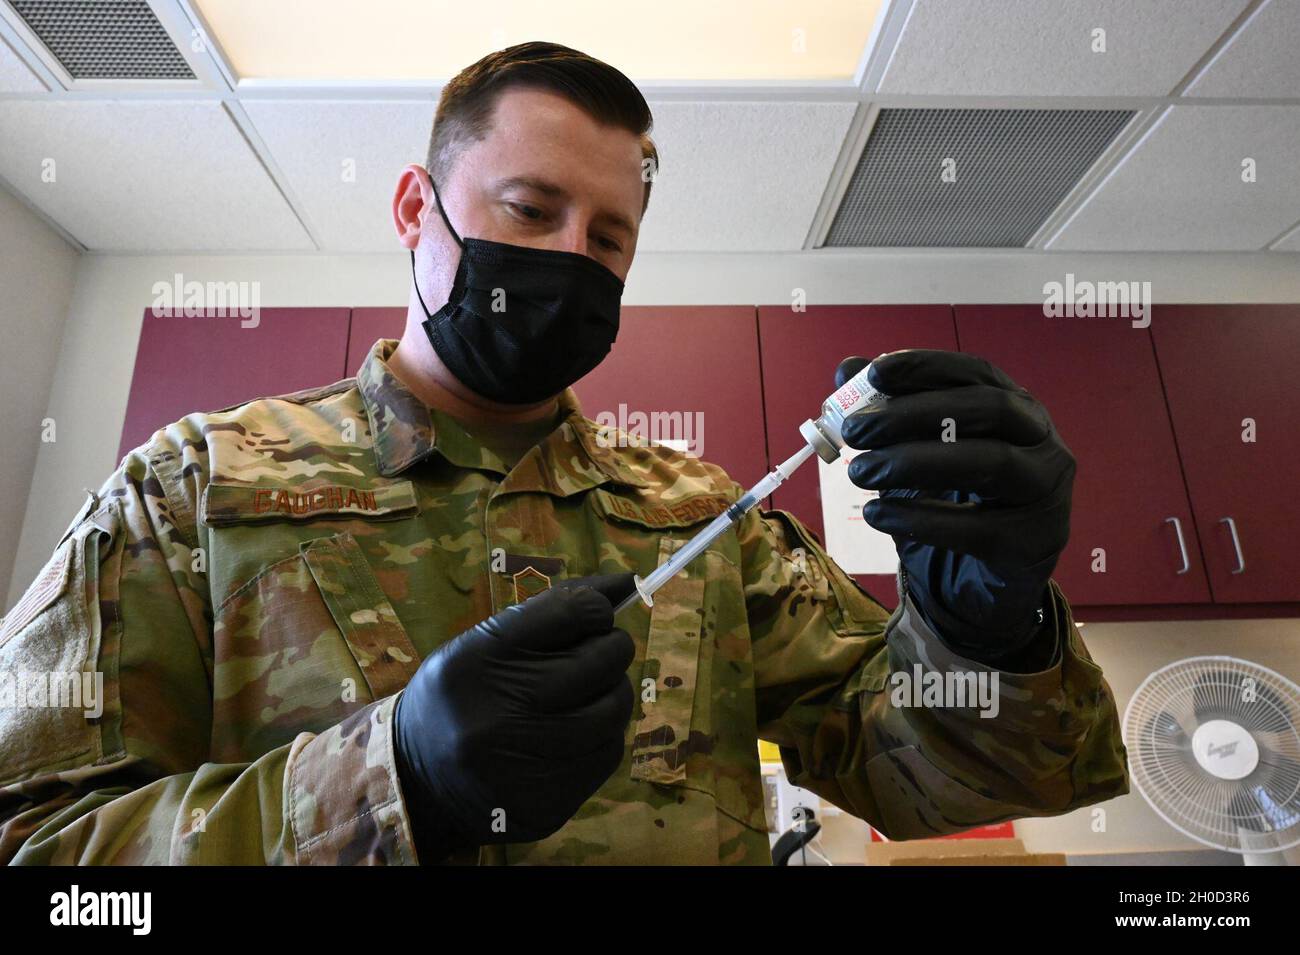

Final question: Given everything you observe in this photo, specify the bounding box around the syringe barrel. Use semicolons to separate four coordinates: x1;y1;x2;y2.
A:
637;509;736;598
615;450;816;614
799;363;888;463
745;468;785;503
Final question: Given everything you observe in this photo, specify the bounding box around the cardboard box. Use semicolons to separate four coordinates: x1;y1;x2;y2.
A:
865;837;1066;866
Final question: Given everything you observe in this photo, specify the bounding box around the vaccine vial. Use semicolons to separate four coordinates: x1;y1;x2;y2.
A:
799;363;888;463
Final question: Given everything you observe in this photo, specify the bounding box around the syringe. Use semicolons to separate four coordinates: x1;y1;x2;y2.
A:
612;360;888;616
613;442;818;614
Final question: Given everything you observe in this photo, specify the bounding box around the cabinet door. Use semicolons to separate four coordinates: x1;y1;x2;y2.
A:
573;306;768;485
119;307;351;461
1151;305;1300;603
347;307;406;376
758;305;959;610
956;305;1210;606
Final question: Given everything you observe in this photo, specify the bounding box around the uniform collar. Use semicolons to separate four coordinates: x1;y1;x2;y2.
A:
356;339;650;493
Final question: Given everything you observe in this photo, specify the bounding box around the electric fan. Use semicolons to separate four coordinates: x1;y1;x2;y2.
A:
1123;655;1300;865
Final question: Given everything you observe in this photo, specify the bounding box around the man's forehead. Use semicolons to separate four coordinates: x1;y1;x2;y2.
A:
470;89;645;215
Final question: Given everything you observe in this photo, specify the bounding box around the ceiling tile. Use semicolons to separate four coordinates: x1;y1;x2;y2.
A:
244;99;856;253
1049;106;1300;251
242;100;434;252
1185;0;1300;98
0;32;44;92
879;0;1249;96
635;101;857;251
1273;226;1300;251
0;100;312;251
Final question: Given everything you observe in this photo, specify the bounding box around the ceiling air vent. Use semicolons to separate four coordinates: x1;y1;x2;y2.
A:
822;108;1134;248
9;0;194;80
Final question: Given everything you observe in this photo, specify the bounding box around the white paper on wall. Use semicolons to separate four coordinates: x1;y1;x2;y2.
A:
817;449;899;576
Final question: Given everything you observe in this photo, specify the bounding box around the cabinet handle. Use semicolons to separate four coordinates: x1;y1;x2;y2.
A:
1218;517;1246;575
1164;517;1190;575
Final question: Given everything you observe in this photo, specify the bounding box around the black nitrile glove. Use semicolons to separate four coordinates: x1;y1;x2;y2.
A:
837;350;1075;668
393;573;637;862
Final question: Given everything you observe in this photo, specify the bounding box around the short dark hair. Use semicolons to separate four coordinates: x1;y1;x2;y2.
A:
425;41;658;215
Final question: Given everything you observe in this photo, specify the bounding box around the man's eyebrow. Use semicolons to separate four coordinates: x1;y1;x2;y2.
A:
494;175;567;199
494;175;637;236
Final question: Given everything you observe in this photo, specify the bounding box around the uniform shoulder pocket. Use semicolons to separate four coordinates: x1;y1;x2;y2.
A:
0;502;121;785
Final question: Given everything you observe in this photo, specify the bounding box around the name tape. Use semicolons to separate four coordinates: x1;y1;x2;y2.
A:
202;481;418;525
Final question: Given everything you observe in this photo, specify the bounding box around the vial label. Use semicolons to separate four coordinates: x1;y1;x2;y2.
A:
830;371;885;417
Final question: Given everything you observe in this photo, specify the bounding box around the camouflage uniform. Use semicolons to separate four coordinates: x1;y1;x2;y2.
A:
0;339;1128;865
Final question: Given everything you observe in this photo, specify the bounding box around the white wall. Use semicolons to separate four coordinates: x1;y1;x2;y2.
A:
6;246;1300;862
0;187;77;601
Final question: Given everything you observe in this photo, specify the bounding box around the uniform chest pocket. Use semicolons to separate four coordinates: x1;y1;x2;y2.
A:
211;531;419;762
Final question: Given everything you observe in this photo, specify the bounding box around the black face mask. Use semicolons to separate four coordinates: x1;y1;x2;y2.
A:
412;180;624;404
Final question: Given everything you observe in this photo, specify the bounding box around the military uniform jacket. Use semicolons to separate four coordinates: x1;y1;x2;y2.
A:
0;339;1128;864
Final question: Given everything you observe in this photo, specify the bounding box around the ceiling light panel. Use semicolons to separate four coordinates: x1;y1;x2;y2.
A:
192;0;883;82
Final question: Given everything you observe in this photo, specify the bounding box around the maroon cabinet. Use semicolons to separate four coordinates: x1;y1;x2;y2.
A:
118;307;351;461
573;306;768;486
955;305;1210;606
114;298;1300;616
1151;305;1300;603
347;307;406;375
758;305;960;610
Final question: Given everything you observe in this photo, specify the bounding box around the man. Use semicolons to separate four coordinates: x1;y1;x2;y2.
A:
0;42;1126;865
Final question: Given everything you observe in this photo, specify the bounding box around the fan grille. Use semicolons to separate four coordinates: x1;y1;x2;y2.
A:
11;0;195;80
1123;656;1300;854
822;108;1134;248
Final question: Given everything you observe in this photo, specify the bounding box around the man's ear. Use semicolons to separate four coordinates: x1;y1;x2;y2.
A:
393;164;432;250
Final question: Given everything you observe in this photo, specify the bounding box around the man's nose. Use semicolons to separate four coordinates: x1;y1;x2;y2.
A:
551;220;597;259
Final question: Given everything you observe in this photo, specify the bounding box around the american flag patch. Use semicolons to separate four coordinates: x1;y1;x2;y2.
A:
0;544;71;647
